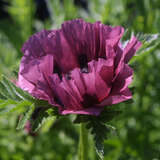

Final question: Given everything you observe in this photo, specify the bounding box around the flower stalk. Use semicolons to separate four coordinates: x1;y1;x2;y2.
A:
78;123;88;160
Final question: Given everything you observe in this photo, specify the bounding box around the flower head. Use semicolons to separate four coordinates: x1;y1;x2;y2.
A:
18;19;141;116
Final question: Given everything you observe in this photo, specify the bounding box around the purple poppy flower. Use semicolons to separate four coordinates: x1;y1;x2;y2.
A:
17;19;141;116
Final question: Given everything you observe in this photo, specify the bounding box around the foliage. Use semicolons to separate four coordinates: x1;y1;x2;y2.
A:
74;109;120;159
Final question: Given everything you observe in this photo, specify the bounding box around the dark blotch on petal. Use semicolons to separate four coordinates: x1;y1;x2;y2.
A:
81;94;99;108
54;96;64;107
78;54;88;68
53;64;62;80
78;54;89;73
65;73;71;80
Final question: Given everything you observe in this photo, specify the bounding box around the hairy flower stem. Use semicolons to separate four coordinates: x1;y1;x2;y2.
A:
78;123;88;160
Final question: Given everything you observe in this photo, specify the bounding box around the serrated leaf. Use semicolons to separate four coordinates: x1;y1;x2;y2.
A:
1;76;18;100
74;108;120;159
87;119;108;160
40;116;57;133
121;28;134;48
0;99;32;115
135;33;160;56
73;115;90;124
34;99;54;108
1;76;35;102
0;81;11;99
0;99;17;109
31;108;55;132
0;92;7;100
17;104;35;130
97;109;121;123
74;108;121;124
121;30;160;63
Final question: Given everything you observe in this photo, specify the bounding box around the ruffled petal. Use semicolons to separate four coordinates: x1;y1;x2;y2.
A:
50;19;124;73
123;36;142;63
71;58;114;104
99;64;133;106
49;74;82;109
112;64;133;93
99;88;132;106
18;19;142;116
46;29;79;73
22;30;52;58
48;58;114;115
115;36;142;68
17;73;34;93
60;107;103;116
20;54;53;85
105;26;124;47
18;54;55;103
61;19;98;60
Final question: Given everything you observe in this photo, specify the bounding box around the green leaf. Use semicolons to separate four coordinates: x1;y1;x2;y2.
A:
0;92;8;100
0;75;59;132
96;109;121;123
17;104;35;130
136;33;160;55
121;30;160;63
74;108;121;124
121;28;134;48
87;119;108;159
1;76;19;100
0;81;12;99
0;100;31;115
40;116;57;133
1;76;35;102
74;108;120;159
73;114;90;124
31;108;57;132
0;99;17;110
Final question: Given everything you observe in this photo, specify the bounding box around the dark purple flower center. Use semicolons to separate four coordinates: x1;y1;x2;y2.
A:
81;94;99;108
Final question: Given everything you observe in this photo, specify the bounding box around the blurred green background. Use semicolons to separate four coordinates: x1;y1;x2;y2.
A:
0;0;160;159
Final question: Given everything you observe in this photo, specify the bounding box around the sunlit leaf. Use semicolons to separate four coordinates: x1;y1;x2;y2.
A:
121;30;160;63
31;108;57;132
17;103;35;130
0;75;34;101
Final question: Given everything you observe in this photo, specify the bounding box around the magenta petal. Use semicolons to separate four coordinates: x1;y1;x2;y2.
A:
123;36;142;63
22;30;52;57
17;74;51;102
99;88;132;106
70;58;114;103
61;19;124;61
108;26;124;38
49;74;82;110
60;107;103;116
98;64;133;106
112;64;133;93
86;58;113;100
20;54;53;85
49;58;114;115
96;24;124;58
105;26;124;47
17;74;35;93
61;19;98;60
18;55;54;102
48;30;79;73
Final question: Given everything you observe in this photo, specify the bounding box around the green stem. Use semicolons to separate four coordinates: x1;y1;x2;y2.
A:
78;123;88;160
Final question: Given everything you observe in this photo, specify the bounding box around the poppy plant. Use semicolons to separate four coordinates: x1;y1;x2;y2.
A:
17;19;141;116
